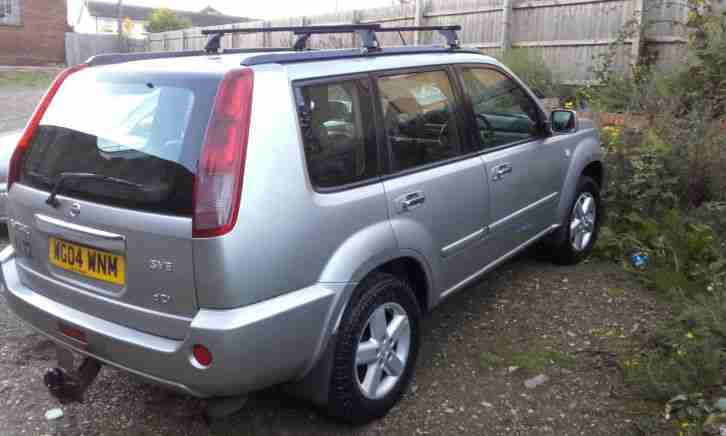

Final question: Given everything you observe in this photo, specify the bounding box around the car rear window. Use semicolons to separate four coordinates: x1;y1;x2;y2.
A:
18;69;220;216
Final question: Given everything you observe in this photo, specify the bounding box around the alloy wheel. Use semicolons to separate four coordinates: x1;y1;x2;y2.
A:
354;302;411;400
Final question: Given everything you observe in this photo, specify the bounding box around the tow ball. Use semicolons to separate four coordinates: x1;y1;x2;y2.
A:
43;346;102;404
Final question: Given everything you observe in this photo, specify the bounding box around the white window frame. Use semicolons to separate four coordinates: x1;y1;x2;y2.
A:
0;0;21;26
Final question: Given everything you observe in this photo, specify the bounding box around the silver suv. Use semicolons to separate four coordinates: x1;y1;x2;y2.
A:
0;25;604;423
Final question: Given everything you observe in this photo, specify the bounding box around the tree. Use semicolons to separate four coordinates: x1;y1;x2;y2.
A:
146;8;192;33
117;0;123;47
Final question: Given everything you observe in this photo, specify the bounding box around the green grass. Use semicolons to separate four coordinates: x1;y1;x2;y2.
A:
0;70;57;89
479;345;576;371
479;351;504;369
607;287;627;298
509;349;577;371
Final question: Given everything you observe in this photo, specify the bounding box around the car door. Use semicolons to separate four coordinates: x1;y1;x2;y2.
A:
457;65;568;256
375;67;490;293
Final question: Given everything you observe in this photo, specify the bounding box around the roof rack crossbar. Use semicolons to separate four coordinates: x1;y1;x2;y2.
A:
374;25;462;49
201;24;381;36
202;24;382;52
201;24;460;52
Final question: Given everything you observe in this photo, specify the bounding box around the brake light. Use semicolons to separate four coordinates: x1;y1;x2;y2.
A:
193;69;254;238
7;64;87;189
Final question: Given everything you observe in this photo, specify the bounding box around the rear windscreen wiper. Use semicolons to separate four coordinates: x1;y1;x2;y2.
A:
46;172;146;208
26;171;54;189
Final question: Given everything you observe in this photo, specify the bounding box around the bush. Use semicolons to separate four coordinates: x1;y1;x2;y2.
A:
496;49;557;97
589;3;726;430
624;287;726;401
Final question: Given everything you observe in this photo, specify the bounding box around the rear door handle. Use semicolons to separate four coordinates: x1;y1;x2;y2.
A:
397;191;426;213
492;163;512;181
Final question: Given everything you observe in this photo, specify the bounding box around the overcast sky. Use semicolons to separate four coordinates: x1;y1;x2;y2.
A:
68;0;403;23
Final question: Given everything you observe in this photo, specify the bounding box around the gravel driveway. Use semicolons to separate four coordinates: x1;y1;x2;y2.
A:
0;247;674;436
0;88;45;134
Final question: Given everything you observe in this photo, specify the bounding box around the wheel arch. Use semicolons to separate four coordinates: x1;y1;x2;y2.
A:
556;136;604;225
582;160;604;189
289;251;433;405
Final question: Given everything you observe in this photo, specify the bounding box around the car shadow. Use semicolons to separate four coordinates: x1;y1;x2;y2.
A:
204;253;538;436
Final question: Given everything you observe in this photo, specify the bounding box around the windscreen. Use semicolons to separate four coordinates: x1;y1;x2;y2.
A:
18;69;220;216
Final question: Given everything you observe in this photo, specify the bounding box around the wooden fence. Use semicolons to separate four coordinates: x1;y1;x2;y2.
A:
65;33;147;66
147;0;688;83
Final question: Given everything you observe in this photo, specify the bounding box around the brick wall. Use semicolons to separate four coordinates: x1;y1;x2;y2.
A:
0;0;67;66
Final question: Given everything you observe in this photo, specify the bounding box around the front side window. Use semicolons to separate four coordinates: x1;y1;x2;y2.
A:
460;68;541;150
377;70;462;172
297;79;378;189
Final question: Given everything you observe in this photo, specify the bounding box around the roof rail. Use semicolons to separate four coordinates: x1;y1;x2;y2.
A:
202;24;462;53
86;47;293;67
241;46;482;67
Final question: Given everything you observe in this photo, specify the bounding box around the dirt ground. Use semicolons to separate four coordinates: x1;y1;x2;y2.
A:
0;88;46;134
0;67;57;134
0;239;677;436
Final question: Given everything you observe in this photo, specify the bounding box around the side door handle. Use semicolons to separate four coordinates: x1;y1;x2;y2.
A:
397;191;426;213
491;163;512;181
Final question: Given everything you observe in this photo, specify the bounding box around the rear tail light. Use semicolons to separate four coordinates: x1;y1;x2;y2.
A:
192;344;213;367
193;69;254;238
7;64;87;189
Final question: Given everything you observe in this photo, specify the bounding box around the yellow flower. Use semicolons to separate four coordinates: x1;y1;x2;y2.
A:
686;332;695;339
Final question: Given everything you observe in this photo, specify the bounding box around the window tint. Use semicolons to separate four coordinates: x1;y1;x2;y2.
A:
377;70;462;172
19;69;218;216
297;80;378;189
460;68;540;150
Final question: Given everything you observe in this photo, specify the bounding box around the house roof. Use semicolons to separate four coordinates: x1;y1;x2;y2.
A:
84;1;251;28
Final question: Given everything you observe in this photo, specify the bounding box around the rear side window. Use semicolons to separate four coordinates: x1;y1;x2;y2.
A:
296;79;378;189
18;69;219;216
377;70;462;172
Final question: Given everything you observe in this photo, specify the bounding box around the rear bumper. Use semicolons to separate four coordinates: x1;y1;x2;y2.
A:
0;247;339;398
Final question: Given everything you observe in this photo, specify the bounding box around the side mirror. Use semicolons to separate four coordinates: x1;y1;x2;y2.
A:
532;88;546;99
550;109;578;133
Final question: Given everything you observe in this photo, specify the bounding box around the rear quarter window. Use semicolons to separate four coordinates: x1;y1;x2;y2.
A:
295;79;379;190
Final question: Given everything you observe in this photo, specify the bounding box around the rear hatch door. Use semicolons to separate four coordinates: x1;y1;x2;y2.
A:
9;67;220;339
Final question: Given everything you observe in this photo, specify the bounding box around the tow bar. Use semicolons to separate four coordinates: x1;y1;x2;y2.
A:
43;346;102;404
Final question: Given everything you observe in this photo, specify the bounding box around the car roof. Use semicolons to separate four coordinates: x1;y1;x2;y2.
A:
91;49;500;81
282;51;500;81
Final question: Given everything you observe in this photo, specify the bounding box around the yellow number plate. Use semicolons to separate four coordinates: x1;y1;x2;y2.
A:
49;238;126;285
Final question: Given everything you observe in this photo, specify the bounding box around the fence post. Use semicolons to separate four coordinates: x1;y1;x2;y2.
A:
414;0;425;45
630;0;644;67
263;21;271;48
500;0;513;52
351;10;359;48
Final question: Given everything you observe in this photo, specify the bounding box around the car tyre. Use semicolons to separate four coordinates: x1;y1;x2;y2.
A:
545;176;602;265
324;273;421;424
